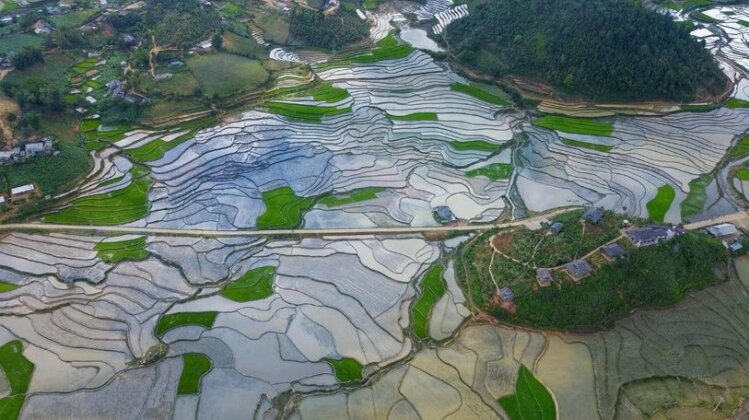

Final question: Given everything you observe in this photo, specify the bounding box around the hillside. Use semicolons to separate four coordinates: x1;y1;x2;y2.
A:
443;0;728;101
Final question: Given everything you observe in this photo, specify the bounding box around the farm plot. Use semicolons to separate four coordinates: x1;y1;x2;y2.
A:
517;108;748;222
186;53;269;97
145;51;519;230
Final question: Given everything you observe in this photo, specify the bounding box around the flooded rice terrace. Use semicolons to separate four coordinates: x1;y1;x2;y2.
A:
4;1;749;419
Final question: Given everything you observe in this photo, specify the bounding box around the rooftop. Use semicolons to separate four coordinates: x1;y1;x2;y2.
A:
536;268;553;285
565;259;594;280
11;184;35;196
601;243;627;260
707;223;738;238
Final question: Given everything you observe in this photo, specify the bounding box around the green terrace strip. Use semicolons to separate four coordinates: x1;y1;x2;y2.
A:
450;82;508;106
351;33;414;63
318;187;385;207
256;187;316;229
681;175;711;219
386;112;439;122
739;19;749;27
692;11;719;23
449;140;500;152
561;138;614;153
533;116;614;136
265;102;352;123
465;163;513;180
325;357;363;382
731;135;749;159
296;82;350;103
726;98;749;109
679;103;718;112
94;236;150;263
0;340;35;420
79;118;101;132
220;266;276;302
44;176;152;225
0;281;18;293
177;353;212;395
155;312;218;338
127;116;217;163
738;168;749;181
411;264;446;340
498;365;556;420
646;184;676;222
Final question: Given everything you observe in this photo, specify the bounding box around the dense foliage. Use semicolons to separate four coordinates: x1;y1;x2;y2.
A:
289;7;368;50
494;233;727;330
10;47;43;70
444;0;727;101
142;0;221;48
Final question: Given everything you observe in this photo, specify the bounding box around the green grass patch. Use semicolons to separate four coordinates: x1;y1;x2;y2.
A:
0;340;34;420
44;175;151;225
533;116;613;136
177;353;212;395
139;71;201;97
0;281;18;293
411;264;445;340
465;163;513;180
94;236;149;263
0;33;42;55
646;184;675;223
155;312;218;338
50;9;96;27
318;187;385;207
681;175;711;219
680;103;718;112
325;357;363;382
351;33;414;63
498;365;556;420
256;186;316;228
0;142;89;195
738;19;749;27
726;98;749;109
255;10;290;44
386;112;438;121
1;1;20;12
449;140;499;152
79;119;101;132
265;102;351;122
738;168;749;181
220;266;276;302
4;51;78;86
127;117;216;163
560;138;613;152
187;53;269;97
450;82;508;105
692;11;718;23
296;82;350;103
222;31;264;58
730;135;749;159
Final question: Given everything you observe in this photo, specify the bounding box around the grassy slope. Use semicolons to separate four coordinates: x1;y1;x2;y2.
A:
646;185;676;222
0;340;34;420
325;357;363;382
681;175;711;219
498;365;556;420
411;264;445;340
256;187;316;228
177;353;212;395
220;266;276;302
187;53;269;97
155;312;218;338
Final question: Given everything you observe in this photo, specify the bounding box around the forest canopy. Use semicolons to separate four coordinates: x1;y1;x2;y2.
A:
444;0;728;101
289;7;369;50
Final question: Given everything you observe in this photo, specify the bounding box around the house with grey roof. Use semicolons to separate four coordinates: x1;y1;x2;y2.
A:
433;206;456;223
627;226;674;248
707;223;738;239
565;259;594;281
548;222;563;235
601;243;628;261
536;268;553;287
582;207;603;224
499;287;515;302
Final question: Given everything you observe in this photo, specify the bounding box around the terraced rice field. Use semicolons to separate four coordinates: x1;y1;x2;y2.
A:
411;264;445;340
646;184;675;222
533;116;614;136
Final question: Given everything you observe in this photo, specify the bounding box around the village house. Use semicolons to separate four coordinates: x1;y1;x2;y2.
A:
565;259;594;281
536;268;553;287
499;287;515;302
32;20;54;35
627;226;676;248
548;222;563;235
582;207;603;224
707;223;738;239
10;184;35;202
600;243;628;261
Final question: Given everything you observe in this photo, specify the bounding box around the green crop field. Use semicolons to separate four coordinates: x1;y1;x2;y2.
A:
738;168;749;180
498;365;556;420
127;116;216;163
646;184;675;222
681;175;711;219
561;138;613;152
255;11;289;44
265;102;351;122
325;357;363;382
0;143;89;196
450;82;508;106
0;281;18;293
318;187;385;207
187;53;269;97
386;112;438;121
220;266;276;302
256;186;316;228
0;340;34;420
411;264;445;340
296;82;350;103
731;135;749;159
533;116;614;136
94;236;149;263
0;33;42;55
692;11;719;23
727;98;749;109
222;31;264;58
449;140;500;152
351;33;414;63
177;353;212;395
50;9;96;27
139;71;201;97
155;312;218;338
44;175;151;225
465;163;513;180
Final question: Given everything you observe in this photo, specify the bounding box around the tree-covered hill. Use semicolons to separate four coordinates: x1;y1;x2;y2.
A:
444;0;728;102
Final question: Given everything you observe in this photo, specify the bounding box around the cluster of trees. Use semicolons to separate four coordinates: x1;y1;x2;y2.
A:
141;0;221;48
444;0;727;101
1;77;65;135
10;47;44;70
495;233;729;330
289;7;368;50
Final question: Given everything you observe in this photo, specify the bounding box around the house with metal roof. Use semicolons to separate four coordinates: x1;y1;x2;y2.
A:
548;222;563;235
600;243;628;261
707;223;738;238
10;184;35;201
499;287;515;302
565;259;594;281
582;207;603;224
536;268;553;287
626;226;674;248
